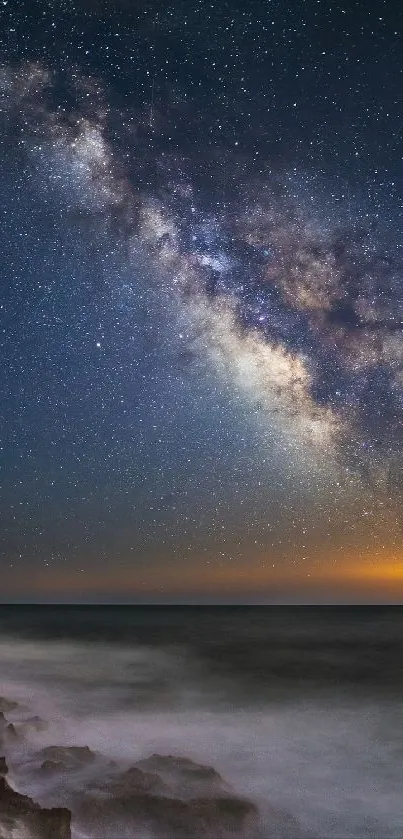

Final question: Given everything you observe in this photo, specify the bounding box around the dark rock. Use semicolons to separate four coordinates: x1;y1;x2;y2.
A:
78;790;261;838
27;807;72;839
4;723;19;741
93;765;170;797
0;756;71;838
38;745;96;771
0;714;10;749
0;698;18;714
135;753;230;798
75;752;262;837
137;753;224;780
0;721;26;750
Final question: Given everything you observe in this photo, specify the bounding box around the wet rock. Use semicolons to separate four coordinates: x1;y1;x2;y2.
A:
0;721;27;751
77;756;262;838
4;723;19;742
92;765;170;797
0;698;18;714
0;715;17;750
78;790;262;838
0;756;71;838
39;745;96;772
135;753;230;798
28;808;72;839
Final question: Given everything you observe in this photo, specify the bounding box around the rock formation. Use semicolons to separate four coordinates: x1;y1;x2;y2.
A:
39;745;96;773
0;698;18;714
78;787;261;838
0;701;307;838
93;764;171;796
136;752;230;797
76;754;262;838
4;723;19;742
0;756;71;839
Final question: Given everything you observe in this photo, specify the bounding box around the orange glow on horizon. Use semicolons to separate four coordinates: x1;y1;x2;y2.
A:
4;551;403;600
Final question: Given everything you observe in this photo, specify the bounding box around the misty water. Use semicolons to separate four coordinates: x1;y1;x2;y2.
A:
0;606;402;838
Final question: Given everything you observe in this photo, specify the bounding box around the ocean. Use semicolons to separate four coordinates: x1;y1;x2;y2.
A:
0;605;402;838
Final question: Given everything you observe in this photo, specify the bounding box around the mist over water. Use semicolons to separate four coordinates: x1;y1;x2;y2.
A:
0;606;402;838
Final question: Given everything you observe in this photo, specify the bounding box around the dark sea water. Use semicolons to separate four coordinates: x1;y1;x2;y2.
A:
0;605;402;838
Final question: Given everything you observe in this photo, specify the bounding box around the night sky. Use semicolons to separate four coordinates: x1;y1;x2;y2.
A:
1;0;403;602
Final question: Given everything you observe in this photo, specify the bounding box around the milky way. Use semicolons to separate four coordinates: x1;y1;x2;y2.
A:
6;62;402;474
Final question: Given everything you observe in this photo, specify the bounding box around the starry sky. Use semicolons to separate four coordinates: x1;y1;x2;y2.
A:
1;0;403;603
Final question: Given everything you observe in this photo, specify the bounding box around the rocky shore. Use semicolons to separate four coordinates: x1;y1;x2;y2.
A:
0;694;308;838
0;754;71;839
